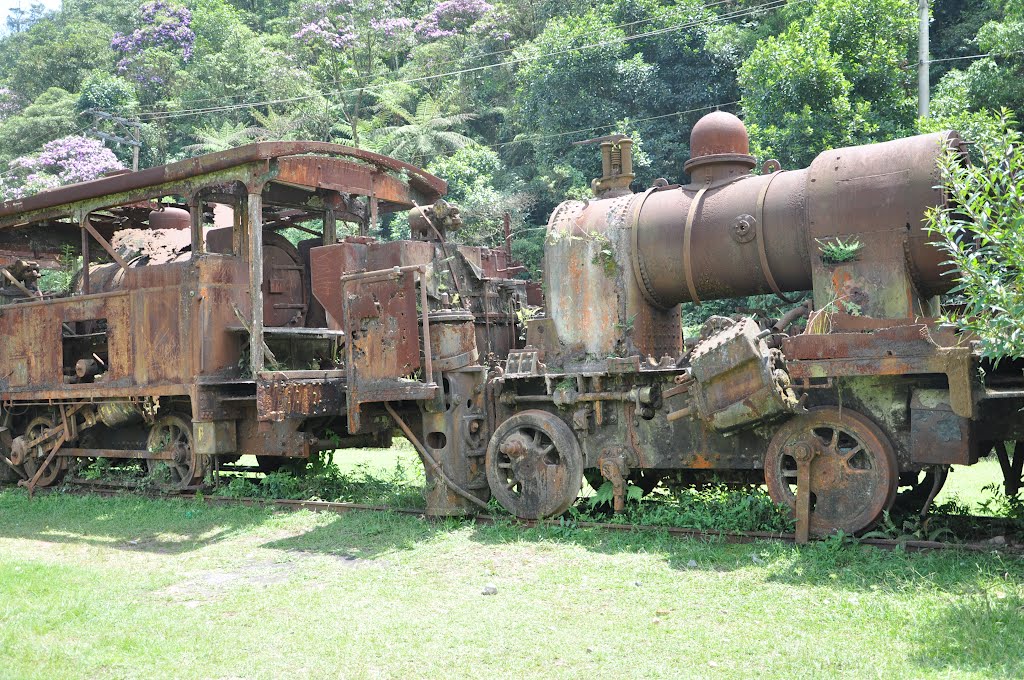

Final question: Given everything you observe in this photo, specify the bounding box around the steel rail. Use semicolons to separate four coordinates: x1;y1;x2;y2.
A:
29;485;1017;554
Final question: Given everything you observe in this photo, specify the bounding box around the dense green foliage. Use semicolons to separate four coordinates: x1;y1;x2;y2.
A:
928;110;1024;359
0;1;1006;234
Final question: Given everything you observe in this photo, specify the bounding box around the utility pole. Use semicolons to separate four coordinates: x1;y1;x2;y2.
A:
83;109;144;171
918;0;930;118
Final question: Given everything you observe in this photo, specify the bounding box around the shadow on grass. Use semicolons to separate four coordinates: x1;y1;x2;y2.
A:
464;516;1024;589
0;489;274;554
261;509;453;560
910;592;1024;677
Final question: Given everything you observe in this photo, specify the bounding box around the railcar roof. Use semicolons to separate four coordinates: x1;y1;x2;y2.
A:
0;142;447;222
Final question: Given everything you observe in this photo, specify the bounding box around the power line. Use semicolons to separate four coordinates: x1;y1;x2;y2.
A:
929;49;1024;64
0;0;788;182
137;0;807;122
486;101;741;149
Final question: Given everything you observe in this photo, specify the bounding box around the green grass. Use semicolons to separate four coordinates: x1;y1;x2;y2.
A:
939;457;1005;507
2;489;1024;679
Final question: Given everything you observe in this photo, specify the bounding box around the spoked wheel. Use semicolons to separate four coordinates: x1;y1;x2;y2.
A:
485;410;584;519
765;407;898;536
146;414;208;490
21;416;66;487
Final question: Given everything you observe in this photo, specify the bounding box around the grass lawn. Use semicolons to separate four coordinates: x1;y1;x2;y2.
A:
2;476;1024;679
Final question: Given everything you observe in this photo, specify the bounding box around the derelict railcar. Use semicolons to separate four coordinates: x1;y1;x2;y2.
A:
0;143;528;516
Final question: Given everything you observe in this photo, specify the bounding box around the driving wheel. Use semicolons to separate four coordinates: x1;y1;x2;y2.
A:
485;410;584;519
765;406;898;536
21;416;66;487
146;414;208;490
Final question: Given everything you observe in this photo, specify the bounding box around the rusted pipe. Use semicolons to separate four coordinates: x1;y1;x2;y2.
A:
418;266;433;381
383;401;489;511
665;406;694;422
772;300;812;334
0;268;35;298
508;391;634;404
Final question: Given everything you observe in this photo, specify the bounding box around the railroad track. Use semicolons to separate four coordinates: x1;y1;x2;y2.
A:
32;483;1021;554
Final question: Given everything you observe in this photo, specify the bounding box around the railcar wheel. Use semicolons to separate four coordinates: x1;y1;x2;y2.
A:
485;410;584;519
21;416;66;487
764;407;898;536
146;414;208;490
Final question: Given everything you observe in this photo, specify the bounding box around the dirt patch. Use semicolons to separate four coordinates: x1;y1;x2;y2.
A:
154;561;297;607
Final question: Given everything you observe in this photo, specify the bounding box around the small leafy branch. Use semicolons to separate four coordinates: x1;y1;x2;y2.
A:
589;480;643;509
816;237;863;264
614;313;637;334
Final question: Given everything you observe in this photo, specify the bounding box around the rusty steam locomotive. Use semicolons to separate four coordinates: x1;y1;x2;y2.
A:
0;112;1021;538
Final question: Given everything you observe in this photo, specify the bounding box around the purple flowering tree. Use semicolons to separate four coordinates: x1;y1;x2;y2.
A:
1;136;124;201
415;0;493;42
292;0;415;147
111;1;195;96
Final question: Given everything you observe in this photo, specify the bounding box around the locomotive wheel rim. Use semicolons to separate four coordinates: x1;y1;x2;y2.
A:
764;407;898;536
21;416;66;487
146;414;205;490
485;410;583;520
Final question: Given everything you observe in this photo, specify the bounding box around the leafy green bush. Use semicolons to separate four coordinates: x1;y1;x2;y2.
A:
576;483;795;533
927;109;1024;361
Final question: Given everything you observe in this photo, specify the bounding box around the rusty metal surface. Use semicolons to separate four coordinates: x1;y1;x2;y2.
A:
765;406;899;536
257;377;345;422
342;271;420;381
785;325;939;360
0;255;252;400
683;110;756;177
548;112;959;316
688;317;797;431
427;310;478;372
806;130;964;300
484;409;583;519
0;142;446;224
783;329;977;419
910;389;977;465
